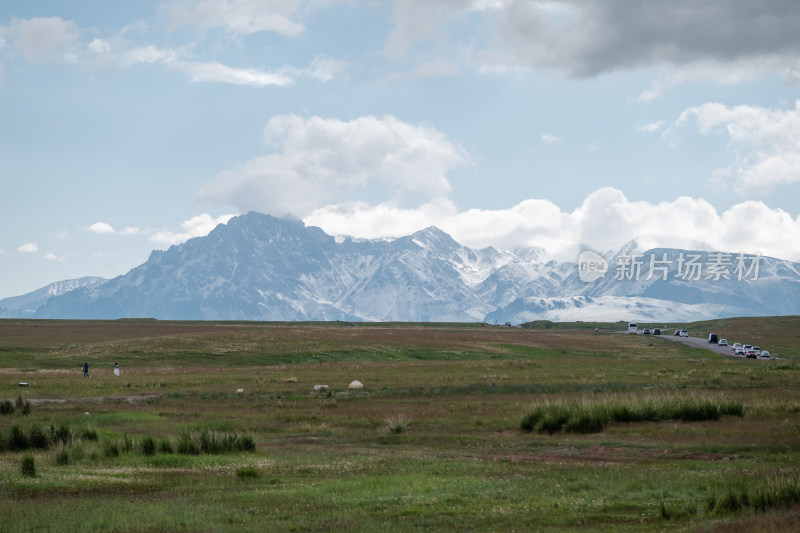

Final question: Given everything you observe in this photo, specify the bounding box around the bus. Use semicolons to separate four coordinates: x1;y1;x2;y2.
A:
628;322;638;334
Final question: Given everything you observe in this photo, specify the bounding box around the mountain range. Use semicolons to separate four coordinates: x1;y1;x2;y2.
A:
3;212;800;323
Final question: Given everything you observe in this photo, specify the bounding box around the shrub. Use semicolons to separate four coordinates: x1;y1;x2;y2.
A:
55;445;70;466
49;423;74;446
158;438;173;454
237;434;256;451
8;425;29;451
29;425;48;449
104;439;120;458
0;400;13;415
177;432;200;455
140;436;157;456
81;427;99;441
21;456;35;477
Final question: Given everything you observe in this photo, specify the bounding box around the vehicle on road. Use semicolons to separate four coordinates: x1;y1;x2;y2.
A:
679;329;689;337
643;328;651;335
743;344;753;352
653;328;661;335
708;333;719;343
628;322;638;334
746;350;758;359
674;330;681;336
734;347;745;355
732;342;742;350
758;351;770;359
718;338;728;346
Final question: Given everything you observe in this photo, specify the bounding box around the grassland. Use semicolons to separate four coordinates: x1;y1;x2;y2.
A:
0;317;799;532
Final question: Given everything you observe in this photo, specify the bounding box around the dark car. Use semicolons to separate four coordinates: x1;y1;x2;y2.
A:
708;333;719;343
653;328;661;335
642;328;651;335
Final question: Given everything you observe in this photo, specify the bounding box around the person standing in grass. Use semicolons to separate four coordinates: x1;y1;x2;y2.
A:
114;361;120;376
83;362;90;378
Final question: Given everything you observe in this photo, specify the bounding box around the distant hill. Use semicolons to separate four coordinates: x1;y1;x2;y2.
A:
6;212;800;323
0;277;107;318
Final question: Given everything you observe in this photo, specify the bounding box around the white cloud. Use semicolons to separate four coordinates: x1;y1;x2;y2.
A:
121;45;342;87
150;213;236;247
122;45;180;66
1;17;81;63
675;100;800;193
18;243;38;253
119;227;142;236
540;132;560;143
44;252;64;262
637;121;665;133
180;60;294;87
198;114;471;217
305;55;347;82
89;222;115;234
305;187;800;262
166;0;306;37
88;38;111;54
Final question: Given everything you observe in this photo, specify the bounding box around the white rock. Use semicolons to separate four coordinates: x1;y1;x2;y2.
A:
347;380;364;389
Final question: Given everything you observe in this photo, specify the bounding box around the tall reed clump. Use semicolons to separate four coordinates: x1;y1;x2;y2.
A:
701;476;800;517
177;430;255;455
20;455;35;477
521;396;744;434
383;413;411;434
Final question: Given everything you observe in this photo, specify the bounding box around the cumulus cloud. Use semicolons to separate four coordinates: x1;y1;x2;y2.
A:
494;1;800;78
44;252;64;262
675;100;800;193
18;243;38;253
88;38;110;54
0;16;81;63
89;222;115;234
304;187;800;262
165;0;306;37
150;213;236;246
197;114;471;217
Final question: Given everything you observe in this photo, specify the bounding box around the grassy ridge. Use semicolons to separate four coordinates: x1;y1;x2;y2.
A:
0;318;798;531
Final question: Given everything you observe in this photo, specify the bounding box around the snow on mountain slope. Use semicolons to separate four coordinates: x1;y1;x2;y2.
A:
16;212;800;322
0;277;107;318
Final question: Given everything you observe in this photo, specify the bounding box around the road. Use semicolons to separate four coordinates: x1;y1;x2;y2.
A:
642;332;766;358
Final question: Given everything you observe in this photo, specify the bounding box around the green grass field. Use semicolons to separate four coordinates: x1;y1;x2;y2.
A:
1;318;799;532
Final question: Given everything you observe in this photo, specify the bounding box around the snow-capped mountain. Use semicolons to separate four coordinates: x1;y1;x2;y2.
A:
11;212;800;322
0;277;107;318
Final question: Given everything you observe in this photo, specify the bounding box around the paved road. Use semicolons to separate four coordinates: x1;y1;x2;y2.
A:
643;332;760;358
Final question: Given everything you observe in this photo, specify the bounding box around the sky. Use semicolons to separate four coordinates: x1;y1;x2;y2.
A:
2;0;800;299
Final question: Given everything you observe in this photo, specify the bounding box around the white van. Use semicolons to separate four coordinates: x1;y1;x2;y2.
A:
628;322;638;334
